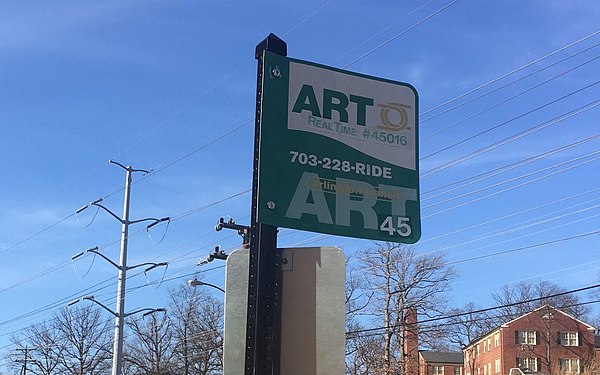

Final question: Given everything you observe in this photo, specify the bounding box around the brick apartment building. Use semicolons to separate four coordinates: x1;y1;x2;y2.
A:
420;351;464;375
463;305;596;375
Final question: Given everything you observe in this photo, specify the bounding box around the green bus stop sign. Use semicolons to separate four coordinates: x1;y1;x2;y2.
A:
257;51;420;244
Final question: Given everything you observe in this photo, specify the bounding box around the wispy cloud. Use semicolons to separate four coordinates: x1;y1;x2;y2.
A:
0;2;140;50
0;1;178;71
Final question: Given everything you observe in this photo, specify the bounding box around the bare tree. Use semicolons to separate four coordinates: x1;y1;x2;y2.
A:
445;302;496;375
185;300;223;375
124;312;176;375
491;280;591;324
581;355;600;375
53;305;112;375
356;243;457;375
6;305;111;375
345;330;386;375
446;302;495;349
8;320;62;375
168;284;223;375
345;258;373;374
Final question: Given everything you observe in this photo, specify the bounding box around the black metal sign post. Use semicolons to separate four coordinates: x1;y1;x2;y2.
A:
245;34;287;375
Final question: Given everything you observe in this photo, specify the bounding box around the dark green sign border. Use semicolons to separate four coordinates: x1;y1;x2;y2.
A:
256;51;421;244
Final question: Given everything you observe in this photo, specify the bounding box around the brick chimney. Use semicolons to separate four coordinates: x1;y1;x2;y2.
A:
404;307;419;375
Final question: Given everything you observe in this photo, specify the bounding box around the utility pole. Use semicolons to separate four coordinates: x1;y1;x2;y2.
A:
73;160;169;375
113;160;134;375
15;347;28;375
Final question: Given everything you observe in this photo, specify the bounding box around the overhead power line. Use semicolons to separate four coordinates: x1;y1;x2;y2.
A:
346;282;600;337
422;52;600;139
421;98;600;177
2;25;595;268
422;135;599;198
428;201;600;254
423;80;599;160
139;119;253;183
343;0;461;68
422;151;600;210
449;229;600;265
0;262;226;340
419;186;600;244
349;299;600;342
1;21;597;361
421;30;600;115
334;0;437;63
0;214;75;257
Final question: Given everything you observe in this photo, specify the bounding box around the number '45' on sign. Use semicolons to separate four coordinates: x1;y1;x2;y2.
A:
380;216;411;237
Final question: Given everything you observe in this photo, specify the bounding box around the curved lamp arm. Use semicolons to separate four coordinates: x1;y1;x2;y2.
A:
187;279;225;293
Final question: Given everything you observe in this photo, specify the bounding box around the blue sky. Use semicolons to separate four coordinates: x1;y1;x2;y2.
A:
0;0;599;367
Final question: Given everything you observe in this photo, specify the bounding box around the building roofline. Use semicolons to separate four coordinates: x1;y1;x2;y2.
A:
419;350;464;364
463;305;595;350
501;305;594;330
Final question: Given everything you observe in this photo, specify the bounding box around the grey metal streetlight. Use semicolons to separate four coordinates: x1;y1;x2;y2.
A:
187;279;225;293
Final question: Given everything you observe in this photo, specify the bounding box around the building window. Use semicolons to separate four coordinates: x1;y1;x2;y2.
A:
433;365;444;375
454;367;462;375
487;338;491;351
495;359;500;374
559;359;580;373
516;331;537;345
559;332;579;346
494;333;500;347
484;365;487;375
517;357;538;372
488;363;491;375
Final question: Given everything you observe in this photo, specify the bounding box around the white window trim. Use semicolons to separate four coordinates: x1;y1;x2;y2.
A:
518;357;538;372
518;331;537;345
559;358;580;373
560;332;579;346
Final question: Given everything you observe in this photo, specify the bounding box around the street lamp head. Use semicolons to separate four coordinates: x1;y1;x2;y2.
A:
186;279;225;293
